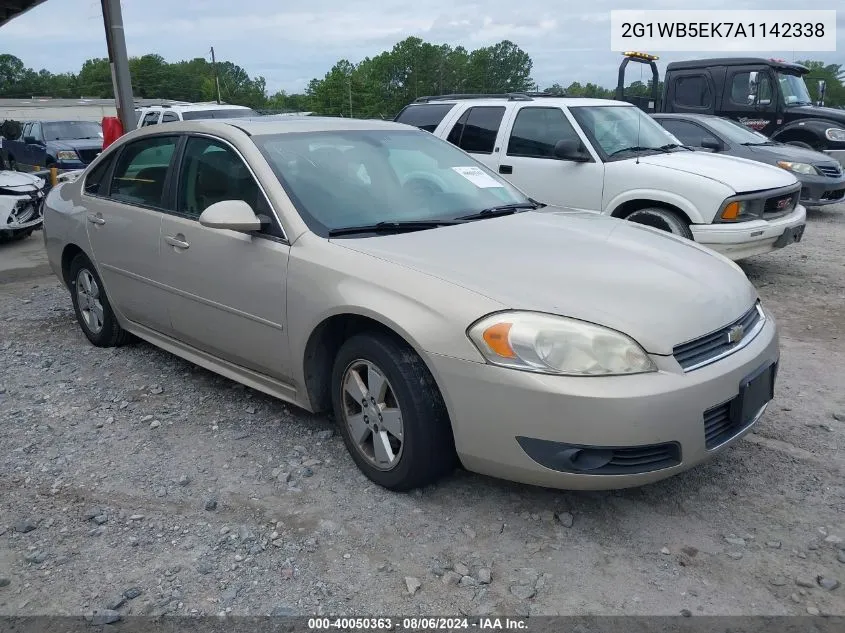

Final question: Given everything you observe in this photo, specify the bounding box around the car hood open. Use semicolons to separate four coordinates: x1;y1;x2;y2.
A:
334;209;759;356
635;151;798;193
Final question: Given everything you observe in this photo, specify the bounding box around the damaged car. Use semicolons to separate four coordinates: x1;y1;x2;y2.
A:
0;169;47;242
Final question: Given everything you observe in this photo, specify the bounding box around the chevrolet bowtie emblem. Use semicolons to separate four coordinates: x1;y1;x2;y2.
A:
727;324;744;344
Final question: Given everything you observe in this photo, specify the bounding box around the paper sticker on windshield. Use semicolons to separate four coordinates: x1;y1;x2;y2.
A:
452;166;503;188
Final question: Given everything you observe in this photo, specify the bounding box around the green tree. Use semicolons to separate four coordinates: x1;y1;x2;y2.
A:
797;60;844;107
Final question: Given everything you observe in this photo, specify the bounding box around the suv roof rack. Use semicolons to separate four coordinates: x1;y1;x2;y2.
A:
413;92;568;103
413;93;535;103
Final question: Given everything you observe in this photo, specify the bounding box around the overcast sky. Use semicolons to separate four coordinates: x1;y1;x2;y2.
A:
2;0;843;95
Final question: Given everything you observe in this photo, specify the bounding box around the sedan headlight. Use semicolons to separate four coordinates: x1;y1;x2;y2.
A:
467;311;657;376
776;160;817;175
825;128;845;142
55;150;79;161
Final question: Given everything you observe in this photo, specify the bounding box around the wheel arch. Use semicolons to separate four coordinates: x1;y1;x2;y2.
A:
60;243;87;289
301;310;447;416
610;197;695;225
771;119;835;149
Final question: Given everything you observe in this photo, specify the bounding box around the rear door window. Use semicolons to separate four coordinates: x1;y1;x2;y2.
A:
445;106;505;155
141;112;160;127
109;135;178;209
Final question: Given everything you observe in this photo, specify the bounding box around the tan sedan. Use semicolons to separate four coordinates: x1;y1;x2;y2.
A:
42;117;779;491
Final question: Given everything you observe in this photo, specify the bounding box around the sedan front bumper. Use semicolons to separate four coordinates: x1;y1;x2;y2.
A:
426;312;779;490
797;171;845;207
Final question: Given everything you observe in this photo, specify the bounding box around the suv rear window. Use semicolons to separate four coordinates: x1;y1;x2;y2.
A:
394;104;455;132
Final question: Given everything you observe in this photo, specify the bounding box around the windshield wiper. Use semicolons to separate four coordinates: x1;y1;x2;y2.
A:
327;220;457;237
455;202;539;221
608;146;658;157
741;141;778;146
656;143;691;152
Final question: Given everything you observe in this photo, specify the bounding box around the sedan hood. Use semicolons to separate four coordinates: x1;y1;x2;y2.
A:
0;170;43;190
49;139;102;152
743;143;841;167
334;210;758;355
636;151;798;193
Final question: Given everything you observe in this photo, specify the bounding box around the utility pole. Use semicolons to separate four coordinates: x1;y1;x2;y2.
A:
210;46;222;104
100;0;136;131
348;77;353;118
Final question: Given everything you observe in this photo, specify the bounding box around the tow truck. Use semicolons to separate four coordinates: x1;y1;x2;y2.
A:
616;51;845;167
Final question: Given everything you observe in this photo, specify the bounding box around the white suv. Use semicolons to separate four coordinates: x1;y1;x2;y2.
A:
135;103;258;128
395;94;807;260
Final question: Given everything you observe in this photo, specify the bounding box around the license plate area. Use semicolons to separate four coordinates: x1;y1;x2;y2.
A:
774;224;805;248
729;361;777;426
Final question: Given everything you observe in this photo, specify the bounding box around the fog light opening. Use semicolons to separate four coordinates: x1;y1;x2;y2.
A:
557;448;614;472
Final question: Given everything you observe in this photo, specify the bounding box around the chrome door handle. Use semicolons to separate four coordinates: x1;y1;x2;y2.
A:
87;213;105;225
164;235;190;249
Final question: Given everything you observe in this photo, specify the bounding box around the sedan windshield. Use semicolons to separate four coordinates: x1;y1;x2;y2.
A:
253;129;529;235
778;73;812;106
43;121;102;141
702;117;771;145
569;105;682;159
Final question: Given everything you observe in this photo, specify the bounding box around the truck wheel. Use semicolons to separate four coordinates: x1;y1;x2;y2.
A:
625;207;694;240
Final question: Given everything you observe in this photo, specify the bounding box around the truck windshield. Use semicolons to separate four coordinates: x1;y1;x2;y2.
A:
569;105;681;160
778;73;813;106
43;121;102;141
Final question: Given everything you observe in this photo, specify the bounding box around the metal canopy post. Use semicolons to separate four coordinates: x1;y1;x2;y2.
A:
100;0;136;131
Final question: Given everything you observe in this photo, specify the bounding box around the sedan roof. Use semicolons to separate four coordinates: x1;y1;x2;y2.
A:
136;116;415;137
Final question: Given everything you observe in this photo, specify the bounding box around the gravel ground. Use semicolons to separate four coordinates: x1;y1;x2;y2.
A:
1;205;844;619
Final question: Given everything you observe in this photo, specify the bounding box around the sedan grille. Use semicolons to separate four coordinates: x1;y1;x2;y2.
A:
703;398;763;450
817;164;843;178
673;303;764;371
822;188;845;201
76;148;101;164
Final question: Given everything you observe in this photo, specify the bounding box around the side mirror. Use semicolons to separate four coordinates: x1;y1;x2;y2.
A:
701;137;722;151
24;136;40;145
747;71;759;104
553;139;590;162
199;200;262;233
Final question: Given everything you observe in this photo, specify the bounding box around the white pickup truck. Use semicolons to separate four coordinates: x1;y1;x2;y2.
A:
395;95;807;260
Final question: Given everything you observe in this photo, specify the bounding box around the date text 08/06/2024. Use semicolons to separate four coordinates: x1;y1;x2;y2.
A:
307;617;529;630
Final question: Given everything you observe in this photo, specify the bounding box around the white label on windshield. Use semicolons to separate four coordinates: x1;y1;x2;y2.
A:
452;166;503;188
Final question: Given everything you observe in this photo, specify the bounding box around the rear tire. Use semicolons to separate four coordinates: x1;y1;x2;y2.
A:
331;331;457;491
68;253;132;347
625;207;694;240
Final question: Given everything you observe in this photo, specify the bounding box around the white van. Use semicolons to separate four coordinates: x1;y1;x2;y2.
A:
135;103;258;128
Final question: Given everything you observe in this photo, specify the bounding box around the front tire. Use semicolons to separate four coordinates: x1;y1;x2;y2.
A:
331;331;457;491
68;253;132;347
625;207;694;240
